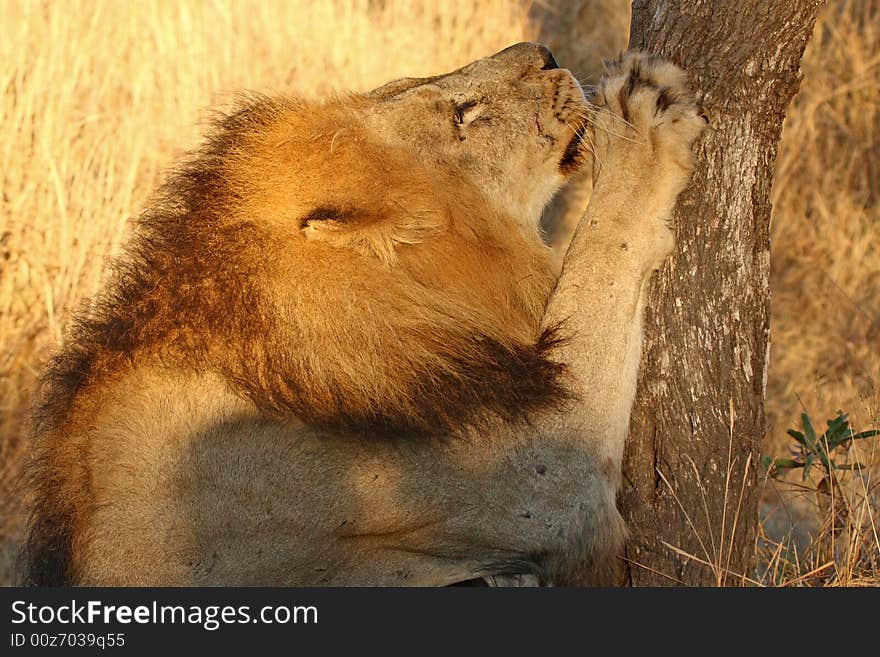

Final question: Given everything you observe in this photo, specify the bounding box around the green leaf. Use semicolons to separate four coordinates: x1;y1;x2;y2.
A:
826;415;846;437
803;453;814;480
801;414;819;451
825;436;842;451
836;463;865;471
787;429;806;445
852;430;879;441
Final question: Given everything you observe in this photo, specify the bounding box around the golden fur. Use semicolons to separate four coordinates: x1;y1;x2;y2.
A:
26;46;704;586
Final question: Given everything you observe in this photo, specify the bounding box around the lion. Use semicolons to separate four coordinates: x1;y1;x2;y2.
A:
26;44;704;586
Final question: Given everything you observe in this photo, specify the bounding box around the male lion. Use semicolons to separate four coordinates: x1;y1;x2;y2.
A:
27;44;704;586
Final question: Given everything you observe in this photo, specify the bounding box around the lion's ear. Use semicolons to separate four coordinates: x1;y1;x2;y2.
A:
299;203;446;264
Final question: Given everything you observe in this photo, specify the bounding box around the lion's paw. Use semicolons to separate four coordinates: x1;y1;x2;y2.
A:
590;52;706;191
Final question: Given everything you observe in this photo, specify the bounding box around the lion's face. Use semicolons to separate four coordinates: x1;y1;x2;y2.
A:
362;43;589;228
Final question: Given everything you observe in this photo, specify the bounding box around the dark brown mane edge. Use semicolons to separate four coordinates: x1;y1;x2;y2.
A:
23;96;286;586
230;321;575;439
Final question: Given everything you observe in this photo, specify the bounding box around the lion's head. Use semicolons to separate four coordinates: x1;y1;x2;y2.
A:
363;42;589;225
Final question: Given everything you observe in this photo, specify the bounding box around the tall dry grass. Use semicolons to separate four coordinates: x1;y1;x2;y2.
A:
761;0;880;582
0;0;877;585
769;0;880;452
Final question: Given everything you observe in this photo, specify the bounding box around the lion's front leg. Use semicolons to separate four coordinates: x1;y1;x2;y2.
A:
534;53;705;583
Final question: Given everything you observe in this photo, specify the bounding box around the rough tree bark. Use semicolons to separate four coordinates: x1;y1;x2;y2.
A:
619;0;827;585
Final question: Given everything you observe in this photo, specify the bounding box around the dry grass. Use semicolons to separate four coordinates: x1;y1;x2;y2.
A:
1;0;877;585
760;0;880;584
768;0;880;455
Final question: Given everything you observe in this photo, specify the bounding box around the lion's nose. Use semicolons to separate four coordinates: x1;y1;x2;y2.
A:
492;42;559;71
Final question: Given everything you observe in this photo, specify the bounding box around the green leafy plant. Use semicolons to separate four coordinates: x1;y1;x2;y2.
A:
763;411;880;564
762;412;878;481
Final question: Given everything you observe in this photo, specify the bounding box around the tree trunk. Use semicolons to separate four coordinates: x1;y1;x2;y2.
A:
619;0;827;585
